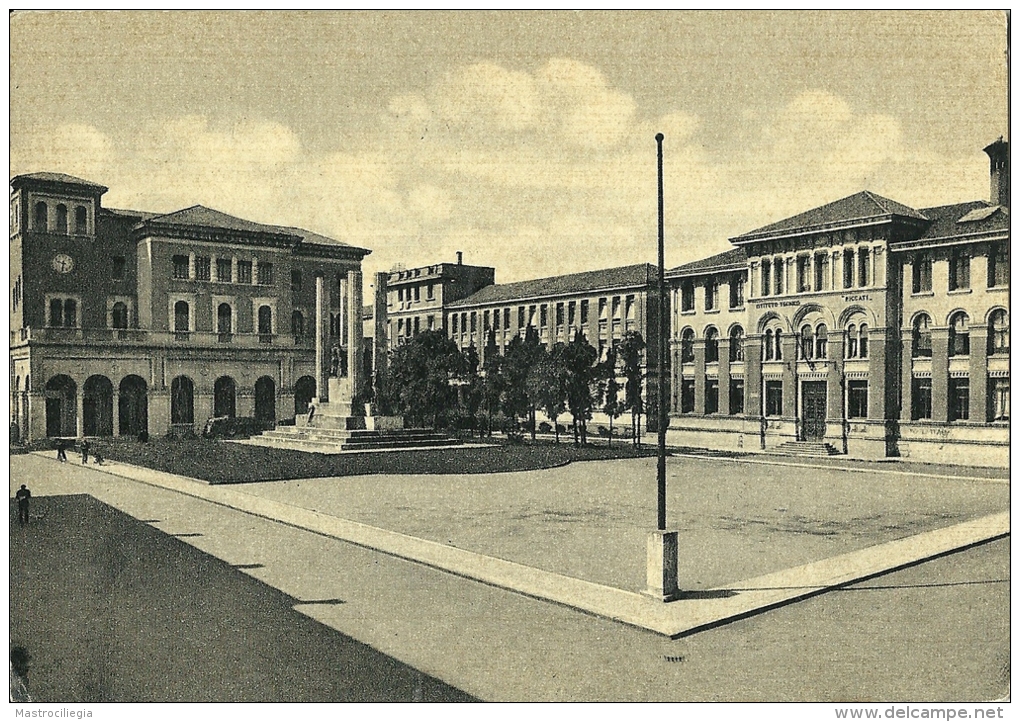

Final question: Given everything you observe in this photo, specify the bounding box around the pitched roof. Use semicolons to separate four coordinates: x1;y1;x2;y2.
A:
732;191;928;243
447;263;656;308
667;248;747;277
914;200;1009;242
102;207;161;222
11;172;108;192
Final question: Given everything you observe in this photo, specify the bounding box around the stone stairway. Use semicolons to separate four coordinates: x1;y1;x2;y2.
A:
772;440;842;457
240;426;463;454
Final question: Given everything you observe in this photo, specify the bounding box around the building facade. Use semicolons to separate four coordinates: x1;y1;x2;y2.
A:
665;141;1009;467
10;173;369;442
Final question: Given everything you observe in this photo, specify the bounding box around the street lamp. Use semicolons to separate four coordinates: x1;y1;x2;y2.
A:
646;132;680;602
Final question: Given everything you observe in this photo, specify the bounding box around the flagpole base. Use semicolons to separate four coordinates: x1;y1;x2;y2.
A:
645;529;681;602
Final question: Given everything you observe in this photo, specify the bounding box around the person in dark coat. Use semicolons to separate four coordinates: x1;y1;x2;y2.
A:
56;438;67;462
15;485;31;526
80;439;91;464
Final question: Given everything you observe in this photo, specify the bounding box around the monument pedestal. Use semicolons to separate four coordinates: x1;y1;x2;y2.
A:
645;529;681;602
297;376;404;431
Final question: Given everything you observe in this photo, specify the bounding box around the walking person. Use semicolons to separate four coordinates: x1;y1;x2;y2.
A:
92;445;104;466
55;438;67;462
306;398;317;426
15;485;30;526
80;439;90;465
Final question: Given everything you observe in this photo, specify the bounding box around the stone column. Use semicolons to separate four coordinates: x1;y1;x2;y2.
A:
112;390;120;437
781;337;798;423
969;327;988;422
373;272;389;395
315;272;329;401
670;344;680;413
76;385;84;438
718;339;731;415
827;333;845;420
693;339;706;415
931;329;950;422
347;270;364;399
867;329;887;420
900;330;914;422
745;336;763;419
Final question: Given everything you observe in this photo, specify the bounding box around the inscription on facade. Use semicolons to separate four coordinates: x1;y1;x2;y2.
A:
843;294;871;302
754;300;802;310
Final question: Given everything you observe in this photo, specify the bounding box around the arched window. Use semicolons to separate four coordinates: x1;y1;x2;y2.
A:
800;324;813;360
949;312;970;357
55;204;68;234
49;298;62;326
729;326;744;362
846;324;858;358
34;201;47;230
912;314;932;358
858;324;869;358
62;299;77;327
989;310;1009;356
764;329;774;361
705;327;719;363
74;206;87;235
291;309;304;337
174;300;190;333
774;329;783;360
815;324;828;359
681;328;695;363
258;305;273;336
217;303;232;335
111;302;128;329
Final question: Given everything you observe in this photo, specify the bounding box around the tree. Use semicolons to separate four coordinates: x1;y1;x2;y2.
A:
527;342;568;443
502;325;544;440
618;330;646;447
459;344;482;435
600;346;624;447
480;330;504;436
388;330;466;428
561;329;599;445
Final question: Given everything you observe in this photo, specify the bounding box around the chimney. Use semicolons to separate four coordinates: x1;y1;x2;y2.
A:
983;137;1009;207
456;251;463;265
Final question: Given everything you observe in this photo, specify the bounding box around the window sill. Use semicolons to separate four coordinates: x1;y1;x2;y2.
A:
680;310;696;315
947;288;972;295
703;309;720;315
728;306;746;312
987;285;1009;292
910;291;934;298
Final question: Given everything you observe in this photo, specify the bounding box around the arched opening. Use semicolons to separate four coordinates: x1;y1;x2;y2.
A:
214;376;236;418
119;375;148;436
55;204;68;234
111;302;128;329
217;303;232;339
174;300;190;332
74;206;88;235
62;299;77;327
729;326;744;362
912;314;932;358
815;324;828;359
34;201;47;230
800;324;814;360
171;376;195;426
705;327;719;363
294;375;316;416
764;329;774;361
291;310;305;337
255;376;276;424
949;313;970;357
680;328;695;363
83;375;114;436
45;374;77;437
258;305;273;341
988;309;1009;356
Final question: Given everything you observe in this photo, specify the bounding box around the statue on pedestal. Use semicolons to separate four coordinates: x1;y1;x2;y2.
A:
330;345;348;378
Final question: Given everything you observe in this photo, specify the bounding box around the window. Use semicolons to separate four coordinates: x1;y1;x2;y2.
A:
681;379;695;414
761;260;771;297
729;326;744;362
729;379;745;415
461;313;468;333
258;305;273;336
625;295;636;321
493;309;500;330
611;297;621;320
846;324;858;358
800;325;813;360
797;256;811;293
705;328;719;363
112;256;126;280
540;305;548;327
846;318;868;359
949;249;970;291
217;258;233;283
988;243;1009;288
48;298;62;326
988;310;1009;355
705;280;718;311
195;256;211;281
218;304;233;335
773;258;784;294
529;305;537;327
814;254;829;291
705;379;719;414
912;314;932;358
764;330;775;361
949;313;970;357
815;324;828;359
237;261;253;284
774;330;783;360
681;281;694;311
413;286;420;302
483;310;491;331
858;324;868;358
258;262;274;286
857;248;870;287
427;283;435;300
504;308;510;329
172;255;189;280
912;253;933;293
680;328;695;363
452;314;459;334
74;206;87;234
397;319;405;337
847;380;868;418
556;303;564;326
55;204;68;234
729;274;745;308
111;302;128;329
989;378;1009;421
949;378;970;421
911;377;933;420
34;201;47;230
470;312;477;333
174;300;190;333
568;301;576;326
290;310;303;337
427;315;435;331
843;249;855;288
580;300;589;325
414;317;420;335
291;269;302;293
765;381;783;417
398;288;404;304
59;299;77;328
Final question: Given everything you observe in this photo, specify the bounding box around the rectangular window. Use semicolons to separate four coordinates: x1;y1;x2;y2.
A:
503;308;510;329
556;303;564;326
912;253;932;293
540;305;548;327
843;250;854;289
705;379;719;414
797;256;811;293
681;282;694;311
729;379;744;415
291;269;302;293
599;298;608;320
529;305;537;327
112;255;126;280
452;314;459;333
814;254;829;291
729;274;745;309
774;258;784;295
949;377;970;421
568;301;576;326
857;248;870;287
427;315;435;331
427;283;435;300
847;380;869;419
49;298;63;326
414;286;420;302
681;379;695;414
705;281;717;311
988;377;1009;421
217;258;232;283
493;309;500;330
911;377;933;420
470;312;477;333
172;255;189;280
237;261;253;284
413;316;420;335
611;296;621;319
989;243;1009;288
949;250;970;291
580;300;589;325
765;380;783;417
761;260;771;297
195;256;211;281
483;310;490;331
518;306;525;328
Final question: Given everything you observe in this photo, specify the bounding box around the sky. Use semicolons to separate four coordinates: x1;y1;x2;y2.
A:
9;11;1009;288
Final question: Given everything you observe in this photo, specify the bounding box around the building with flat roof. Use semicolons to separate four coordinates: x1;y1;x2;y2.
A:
9;172;369;442
665;140;1009;467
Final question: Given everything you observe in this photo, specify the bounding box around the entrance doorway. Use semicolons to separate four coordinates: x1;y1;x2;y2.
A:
802;381;827;441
